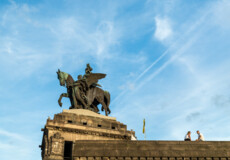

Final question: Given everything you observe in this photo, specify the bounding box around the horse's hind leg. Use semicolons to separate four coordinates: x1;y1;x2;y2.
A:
101;101;108;116
97;97;108;116
90;100;99;113
108;107;111;114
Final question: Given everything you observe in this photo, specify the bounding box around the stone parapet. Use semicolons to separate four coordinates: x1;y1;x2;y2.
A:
40;110;230;160
73;140;230;158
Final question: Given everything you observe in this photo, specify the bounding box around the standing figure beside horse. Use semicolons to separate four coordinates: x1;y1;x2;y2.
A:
57;64;111;116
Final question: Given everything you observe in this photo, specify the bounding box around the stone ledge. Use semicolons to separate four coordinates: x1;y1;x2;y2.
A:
45;125;131;139
73;140;230;157
62;109;116;121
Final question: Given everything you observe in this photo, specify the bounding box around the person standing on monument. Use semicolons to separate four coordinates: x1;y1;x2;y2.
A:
184;131;192;141
196;130;205;141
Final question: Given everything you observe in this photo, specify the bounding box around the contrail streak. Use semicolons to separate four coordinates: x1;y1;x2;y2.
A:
111;10;210;105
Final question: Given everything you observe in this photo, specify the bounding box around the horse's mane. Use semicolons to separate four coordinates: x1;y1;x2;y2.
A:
66;74;74;87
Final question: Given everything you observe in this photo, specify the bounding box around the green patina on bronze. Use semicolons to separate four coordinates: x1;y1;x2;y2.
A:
57;70;69;86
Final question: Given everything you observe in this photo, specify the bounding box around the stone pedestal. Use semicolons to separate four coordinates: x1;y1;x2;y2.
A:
40;109;230;160
40;109;135;160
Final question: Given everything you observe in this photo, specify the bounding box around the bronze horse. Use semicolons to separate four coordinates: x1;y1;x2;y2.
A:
57;69;111;116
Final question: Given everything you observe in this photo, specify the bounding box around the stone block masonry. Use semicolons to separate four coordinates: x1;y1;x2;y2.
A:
40;109;230;160
73;140;230;160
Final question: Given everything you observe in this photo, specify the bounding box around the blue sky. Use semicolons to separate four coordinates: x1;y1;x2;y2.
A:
1;0;230;159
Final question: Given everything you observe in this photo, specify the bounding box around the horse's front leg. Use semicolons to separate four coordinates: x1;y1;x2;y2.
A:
58;93;68;107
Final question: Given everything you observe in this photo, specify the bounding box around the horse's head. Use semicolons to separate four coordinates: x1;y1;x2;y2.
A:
57;69;68;87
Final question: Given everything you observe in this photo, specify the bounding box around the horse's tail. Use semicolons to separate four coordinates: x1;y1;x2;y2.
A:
104;91;111;114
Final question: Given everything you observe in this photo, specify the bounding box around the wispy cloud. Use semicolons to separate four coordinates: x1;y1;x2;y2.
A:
1;1;230;159
0;1;123;80
0;128;28;142
154;16;173;42
112;0;230;141
0;128;38;160
111;7;209;105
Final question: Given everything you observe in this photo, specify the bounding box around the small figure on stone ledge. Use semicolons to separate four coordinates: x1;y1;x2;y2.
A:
196;130;205;141
184;131;192;141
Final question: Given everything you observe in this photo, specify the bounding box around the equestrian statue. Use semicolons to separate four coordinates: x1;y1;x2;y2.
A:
56;64;111;116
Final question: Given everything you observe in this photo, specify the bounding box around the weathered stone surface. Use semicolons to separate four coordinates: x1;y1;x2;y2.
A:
63;109;116;120
40;109;230;160
40;109;135;160
110;157;117;160
154;157;161;160
147;157;153;160
73;140;230;157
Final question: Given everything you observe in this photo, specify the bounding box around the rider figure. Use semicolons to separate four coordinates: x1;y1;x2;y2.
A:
75;75;88;105
83;63;92;79
85;63;92;74
83;63;102;87
73;64;103;109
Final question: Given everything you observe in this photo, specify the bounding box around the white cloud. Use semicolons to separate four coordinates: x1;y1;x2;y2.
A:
0;2;123;80
2;0;230;151
154;16;173;42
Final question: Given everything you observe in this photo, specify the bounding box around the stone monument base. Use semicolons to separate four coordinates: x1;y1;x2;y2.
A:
40;109;230;160
40;109;135;160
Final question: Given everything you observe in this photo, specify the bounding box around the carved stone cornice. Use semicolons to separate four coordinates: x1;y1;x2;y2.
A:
47;125;131;140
